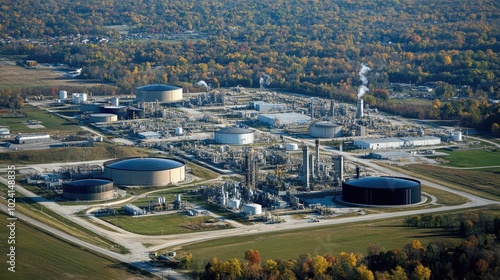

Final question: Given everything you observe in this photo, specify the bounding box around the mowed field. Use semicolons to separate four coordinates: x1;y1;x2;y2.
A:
0;62;98;89
0;213;155;279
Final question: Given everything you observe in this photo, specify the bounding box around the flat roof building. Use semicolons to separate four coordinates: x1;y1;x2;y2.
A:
258;113;312;126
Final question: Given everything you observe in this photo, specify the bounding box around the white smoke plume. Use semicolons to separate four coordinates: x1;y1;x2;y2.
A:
357;63;371;99
259;74;271;88
195;80;209;90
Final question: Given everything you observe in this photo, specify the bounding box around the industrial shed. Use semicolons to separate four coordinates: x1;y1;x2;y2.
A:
15;134;51;144
136;84;183;103
342;176;421;205
103;157;185;186
354;136;441;150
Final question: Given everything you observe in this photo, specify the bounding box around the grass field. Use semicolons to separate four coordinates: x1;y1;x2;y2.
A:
0;106;79;133
0;63;100;89
0;212;154;279
100;213;230;235
180;206;500;270
433;148;500;168
0;183;129;254
0;143;151;165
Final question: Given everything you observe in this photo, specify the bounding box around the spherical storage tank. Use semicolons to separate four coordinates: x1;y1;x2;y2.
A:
342;176;421;205
135;84;183;103
310;121;343;138
63;179;114;201
103;157;185;186
215;127;254;145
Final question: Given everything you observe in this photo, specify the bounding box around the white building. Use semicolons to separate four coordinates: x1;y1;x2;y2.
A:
354;136;441;150
258;113;311;126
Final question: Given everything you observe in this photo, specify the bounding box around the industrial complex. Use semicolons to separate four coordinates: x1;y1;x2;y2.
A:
2;80;488;279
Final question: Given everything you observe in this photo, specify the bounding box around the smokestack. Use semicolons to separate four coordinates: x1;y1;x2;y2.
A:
302;145;310;189
315;139;320;178
356;98;364;119
310;99;314;119
355;165;360;179
330;100;335;117
334;155;344;182
309;153;314;181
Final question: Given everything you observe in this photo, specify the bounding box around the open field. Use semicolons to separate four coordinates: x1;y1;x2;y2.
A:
432;148;500;168
0;183;129;254
401;164;500;199
422;185;469;205
0;63;100;89
0;106;79;133
0;212;154;279
179;206;500;270
100;213;230;235
0;142;151;165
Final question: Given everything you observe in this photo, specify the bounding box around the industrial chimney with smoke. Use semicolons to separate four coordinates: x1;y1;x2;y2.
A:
356;63;371;119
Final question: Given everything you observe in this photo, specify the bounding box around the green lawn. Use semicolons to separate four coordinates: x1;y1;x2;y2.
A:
181;206;500;270
435;148;500;168
0;106;79;134
0;212;153;279
100;212;230;235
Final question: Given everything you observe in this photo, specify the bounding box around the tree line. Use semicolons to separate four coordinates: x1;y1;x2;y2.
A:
197;213;500;279
0;0;499;133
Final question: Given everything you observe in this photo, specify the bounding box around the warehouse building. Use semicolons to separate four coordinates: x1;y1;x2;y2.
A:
15;134;51;144
258;113;312;126
354;136;441;150
250;101;285;112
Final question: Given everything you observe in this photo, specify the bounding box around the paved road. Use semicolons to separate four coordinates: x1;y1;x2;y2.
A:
1;145;499;279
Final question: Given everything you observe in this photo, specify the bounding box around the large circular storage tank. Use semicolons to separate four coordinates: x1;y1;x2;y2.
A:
102;106;128;119
63;179;114;201
215;127;254;145
243;203;262;215
103;157;185;186
90;113;118;123
310;121;343;138
342;177;421;205
135;84;183;103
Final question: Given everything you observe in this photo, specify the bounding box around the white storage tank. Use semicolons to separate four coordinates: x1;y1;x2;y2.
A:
310;121;343;138
228;199;241;209
285;143;298;151
111;97;119;106
175;127;183;136
452;131;462;142
72;93;87;104
59;90;68;100
136;84;183;103
215;127;255;145
243;203;262;215
90;113;118;123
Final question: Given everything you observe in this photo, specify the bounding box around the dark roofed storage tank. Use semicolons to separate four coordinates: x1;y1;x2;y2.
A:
342;176;421;205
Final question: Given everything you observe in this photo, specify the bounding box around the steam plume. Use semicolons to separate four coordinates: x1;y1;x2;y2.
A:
357;63;371;99
195;80;209;90
259;74;271;88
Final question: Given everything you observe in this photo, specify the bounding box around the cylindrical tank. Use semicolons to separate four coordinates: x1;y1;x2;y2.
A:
342;176;421;205
215;127;255;145
228;199;241;209
175;127;183;136
59;90;68;100
285;143;299;151
135;84;183;102
452;132;462;142
80;103;104;113
310;121;343;138
90;113;118;123
102;106;128;119
243;203;262;215
63;179;114;201
111;97;119;106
